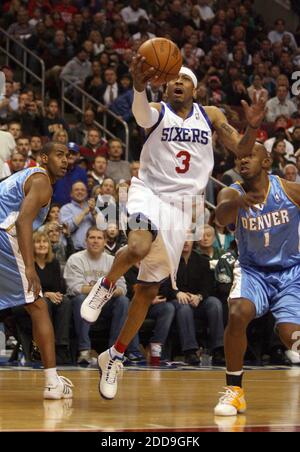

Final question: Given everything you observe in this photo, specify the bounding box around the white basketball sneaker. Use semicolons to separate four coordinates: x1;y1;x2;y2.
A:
43;376;74;400
80;277;115;323
98;349;123;400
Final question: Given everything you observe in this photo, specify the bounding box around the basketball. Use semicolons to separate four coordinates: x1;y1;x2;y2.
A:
138;38;182;84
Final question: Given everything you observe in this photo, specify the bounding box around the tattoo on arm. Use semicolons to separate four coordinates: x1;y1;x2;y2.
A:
220;123;235;136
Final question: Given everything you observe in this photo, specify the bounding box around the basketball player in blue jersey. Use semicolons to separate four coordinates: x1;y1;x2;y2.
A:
214;142;300;416
80;55;267;400
0;142;73;399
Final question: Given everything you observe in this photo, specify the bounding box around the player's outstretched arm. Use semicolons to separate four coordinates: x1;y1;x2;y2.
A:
15;174;52;298
131;54;162;129
205;92;267;158
216;187;242;227
216;186;264;226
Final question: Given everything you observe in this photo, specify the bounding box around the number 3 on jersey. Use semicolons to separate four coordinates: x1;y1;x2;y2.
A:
176;150;191;174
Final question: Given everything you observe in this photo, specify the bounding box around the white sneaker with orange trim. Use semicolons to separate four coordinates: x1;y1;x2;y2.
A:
214;386;246;416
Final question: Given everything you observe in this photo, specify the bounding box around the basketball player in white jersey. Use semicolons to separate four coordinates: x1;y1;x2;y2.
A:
80;55;267;400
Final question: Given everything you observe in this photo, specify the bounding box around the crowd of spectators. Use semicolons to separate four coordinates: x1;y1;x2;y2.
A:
1;0;300;367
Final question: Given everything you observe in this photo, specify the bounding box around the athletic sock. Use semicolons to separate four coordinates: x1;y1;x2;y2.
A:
110;344;126;359
44;367;59;386
226;370;243;388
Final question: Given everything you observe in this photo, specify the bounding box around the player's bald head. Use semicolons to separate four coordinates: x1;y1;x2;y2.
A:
254;141;269;158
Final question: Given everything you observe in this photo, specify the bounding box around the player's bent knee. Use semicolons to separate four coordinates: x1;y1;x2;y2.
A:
127;241;151;261
25;297;48;315
228;300;254;330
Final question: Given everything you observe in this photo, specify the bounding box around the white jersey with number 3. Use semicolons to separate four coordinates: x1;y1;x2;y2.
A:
138;101;214;196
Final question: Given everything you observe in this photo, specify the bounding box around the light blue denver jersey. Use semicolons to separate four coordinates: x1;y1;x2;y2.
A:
231;175;300;271
0;167;50;236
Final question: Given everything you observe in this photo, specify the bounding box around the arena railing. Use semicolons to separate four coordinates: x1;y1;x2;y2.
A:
61;76;130;161
0;27;45;104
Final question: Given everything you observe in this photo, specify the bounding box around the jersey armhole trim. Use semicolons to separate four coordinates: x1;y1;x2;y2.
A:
22;168;50;198
198;104;213;131
278;177;300;209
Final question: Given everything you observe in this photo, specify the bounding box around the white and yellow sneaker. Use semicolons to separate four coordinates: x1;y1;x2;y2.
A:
214;386;246;416
43;376;73;400
98;349;123;400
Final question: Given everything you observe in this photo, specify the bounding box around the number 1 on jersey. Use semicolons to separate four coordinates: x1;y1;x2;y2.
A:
175;150;191;174
264;232;270;247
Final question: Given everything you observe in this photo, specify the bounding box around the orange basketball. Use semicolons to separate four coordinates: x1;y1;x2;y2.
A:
138;38;182;84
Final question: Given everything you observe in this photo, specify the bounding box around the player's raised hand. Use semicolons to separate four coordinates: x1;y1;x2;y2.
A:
25;266;41;299
130;54;157;92
241;91;267;129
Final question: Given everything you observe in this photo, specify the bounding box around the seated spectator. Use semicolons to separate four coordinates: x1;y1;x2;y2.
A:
60;47;92;95
213;218;234;252
196;224;225;267
106;138;131;183
89;155;107;186
7;8;34;42
0;151;25;179
283;163;298;182
45;221;75;272
121;0;149;32
42;99;69;138
45;28;74;72
291;126;300;151
69;108;95;145
196;0;215;22
30;135;43;163
33;231;72;365
221;157;243;186
268;18;297;49
270;139;289;176
53;129;69;145
207;75;226;106
52;142;88;206
266;86;297;123
7;121;22;141
84;60;103;98
167;237;225;366
265;128;295;162
16;136;36;168
125;262;175;365
247;75;269;103
80;127;108;169
64;227;140;364
96;177;117;227
104;222;126;256
97;68;124;111
60;181;97;251
46;203;61;224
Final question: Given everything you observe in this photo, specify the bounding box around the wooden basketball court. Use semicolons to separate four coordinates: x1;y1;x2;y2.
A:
0;366;299;432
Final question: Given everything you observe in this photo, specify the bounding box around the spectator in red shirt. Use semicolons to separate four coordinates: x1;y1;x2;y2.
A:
80;127;108;169
55;0;78;24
